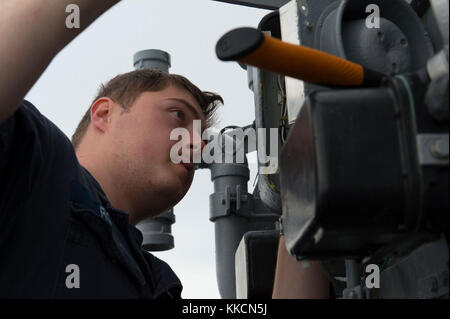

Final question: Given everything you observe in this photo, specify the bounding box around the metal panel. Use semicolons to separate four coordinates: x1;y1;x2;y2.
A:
379;236;449;299
430;0;449;45
279;0;305;124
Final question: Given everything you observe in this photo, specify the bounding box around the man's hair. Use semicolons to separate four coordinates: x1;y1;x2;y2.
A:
71;69;223;150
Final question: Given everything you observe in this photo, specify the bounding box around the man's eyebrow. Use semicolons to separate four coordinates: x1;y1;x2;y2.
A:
165;98;204;120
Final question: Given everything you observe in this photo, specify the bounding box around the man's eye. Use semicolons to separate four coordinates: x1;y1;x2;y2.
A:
172;110;185;120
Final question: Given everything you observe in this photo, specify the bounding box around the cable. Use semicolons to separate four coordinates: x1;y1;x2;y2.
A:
277;75;289;145
395;74;424;232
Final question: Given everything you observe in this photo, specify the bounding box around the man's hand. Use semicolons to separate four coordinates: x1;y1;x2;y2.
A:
272;236;330;299
0;0;119;125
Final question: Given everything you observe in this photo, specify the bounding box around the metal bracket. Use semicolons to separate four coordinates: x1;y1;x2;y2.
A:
430;0;449;46
209;185;250;221
416;133;449;166
280;0;305;124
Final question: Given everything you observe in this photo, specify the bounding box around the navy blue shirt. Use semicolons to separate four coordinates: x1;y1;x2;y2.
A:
0;100;182;299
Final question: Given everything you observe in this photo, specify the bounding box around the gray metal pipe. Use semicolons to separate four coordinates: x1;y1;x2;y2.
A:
133;49;171;72
134;49;176;252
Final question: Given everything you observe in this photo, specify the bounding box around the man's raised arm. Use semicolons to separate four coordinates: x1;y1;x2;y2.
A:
0;0;119;125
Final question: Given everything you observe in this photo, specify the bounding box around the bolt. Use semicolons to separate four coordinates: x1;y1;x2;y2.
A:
304;21;313;30
377;31;384;41
431;138;449;159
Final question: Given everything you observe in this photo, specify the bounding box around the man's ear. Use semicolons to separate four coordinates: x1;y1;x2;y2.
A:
90;97;114;133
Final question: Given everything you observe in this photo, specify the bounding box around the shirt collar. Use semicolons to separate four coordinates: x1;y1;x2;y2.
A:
79;165;144;247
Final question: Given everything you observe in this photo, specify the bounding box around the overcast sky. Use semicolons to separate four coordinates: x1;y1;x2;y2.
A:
25;0;270;298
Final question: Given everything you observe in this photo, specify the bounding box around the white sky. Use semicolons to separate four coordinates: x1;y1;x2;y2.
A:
25;0;270;298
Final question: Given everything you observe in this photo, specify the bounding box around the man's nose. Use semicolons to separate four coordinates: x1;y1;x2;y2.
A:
190;130;205;153
180;129;204;163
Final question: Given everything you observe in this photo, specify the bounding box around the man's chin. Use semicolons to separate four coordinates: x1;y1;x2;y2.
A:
158;182;189;207
171;164;194;190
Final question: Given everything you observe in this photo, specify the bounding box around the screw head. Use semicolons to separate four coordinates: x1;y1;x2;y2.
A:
431;138;449;159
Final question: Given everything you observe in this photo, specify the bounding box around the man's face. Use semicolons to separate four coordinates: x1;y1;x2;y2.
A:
105;84;206;219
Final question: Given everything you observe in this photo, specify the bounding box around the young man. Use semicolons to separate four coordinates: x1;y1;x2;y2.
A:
0;0;329;298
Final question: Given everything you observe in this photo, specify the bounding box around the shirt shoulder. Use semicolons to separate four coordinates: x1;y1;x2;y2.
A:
0;99;78;210
0;99;76;178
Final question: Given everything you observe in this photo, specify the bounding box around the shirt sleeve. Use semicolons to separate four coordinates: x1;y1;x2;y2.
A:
1;100;54;198
0;100;86;297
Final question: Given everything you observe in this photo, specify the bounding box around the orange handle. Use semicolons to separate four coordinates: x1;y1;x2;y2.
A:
216;28;383;87
241;34;364;86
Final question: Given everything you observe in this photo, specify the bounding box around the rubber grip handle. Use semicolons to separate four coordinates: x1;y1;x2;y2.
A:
216;27;383;87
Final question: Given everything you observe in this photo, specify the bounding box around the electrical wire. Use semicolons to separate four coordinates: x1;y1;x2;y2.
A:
277;75;289;145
